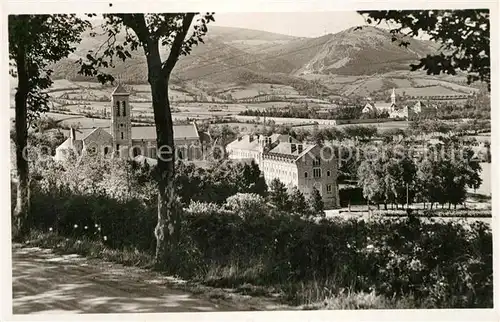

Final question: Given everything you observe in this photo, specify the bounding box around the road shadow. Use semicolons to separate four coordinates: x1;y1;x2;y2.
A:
12;246;234;314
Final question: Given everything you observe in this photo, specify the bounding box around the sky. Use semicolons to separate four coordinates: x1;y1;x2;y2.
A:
210;12;384;38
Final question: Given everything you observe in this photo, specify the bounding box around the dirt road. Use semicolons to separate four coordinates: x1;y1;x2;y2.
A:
12;244;236;314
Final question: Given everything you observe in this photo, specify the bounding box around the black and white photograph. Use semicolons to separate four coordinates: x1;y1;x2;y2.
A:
3;0;498;320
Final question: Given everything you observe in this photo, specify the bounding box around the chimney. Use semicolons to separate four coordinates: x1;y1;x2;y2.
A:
291;143;297;153
297;144;303;154
70;127;76;141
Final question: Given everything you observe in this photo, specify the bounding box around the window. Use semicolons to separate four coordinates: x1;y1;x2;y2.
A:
150;147;157;158
120;124;124;127
116;144;120;151
304;172;308;178
116;101;121;116
132;147;141;157
326;185;332;194
122;101;126;116
121;132;124;140
327;170;331;177
313;168;321;178
312;159;321;167
104;147;110;154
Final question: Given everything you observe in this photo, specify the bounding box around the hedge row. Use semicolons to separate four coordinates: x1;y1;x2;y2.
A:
28;184;493;308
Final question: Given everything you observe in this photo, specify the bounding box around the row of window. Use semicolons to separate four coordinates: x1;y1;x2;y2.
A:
116;101;127;117
265;166;296;178
304;169;332;178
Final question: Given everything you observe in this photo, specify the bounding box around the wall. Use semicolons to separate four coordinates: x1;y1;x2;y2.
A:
296;146;339;209
131;138;202;160
261;157;298;188
82;128;113;157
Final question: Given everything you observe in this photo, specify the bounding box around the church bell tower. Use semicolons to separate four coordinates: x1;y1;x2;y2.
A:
111;84;132;156
391;88;396;105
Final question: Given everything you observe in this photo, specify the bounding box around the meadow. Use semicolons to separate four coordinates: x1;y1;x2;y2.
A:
292;120;409;131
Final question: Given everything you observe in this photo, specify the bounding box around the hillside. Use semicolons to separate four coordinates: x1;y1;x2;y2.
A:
261;26;440;76
52;24;297;85
50;23;476;99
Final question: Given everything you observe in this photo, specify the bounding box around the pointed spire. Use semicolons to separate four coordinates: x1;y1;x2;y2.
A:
391;88;396;98
112;83;129;96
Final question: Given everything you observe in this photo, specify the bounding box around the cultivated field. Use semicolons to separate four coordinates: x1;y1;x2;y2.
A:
293;120;409;131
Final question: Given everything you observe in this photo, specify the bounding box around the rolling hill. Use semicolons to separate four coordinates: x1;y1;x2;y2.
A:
261;26;441;76
50;22;475;98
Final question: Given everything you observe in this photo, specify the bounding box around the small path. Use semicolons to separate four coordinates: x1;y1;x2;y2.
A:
12;244;237;314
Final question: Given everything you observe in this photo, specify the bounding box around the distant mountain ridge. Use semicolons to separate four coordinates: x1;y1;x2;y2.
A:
52;23;442;88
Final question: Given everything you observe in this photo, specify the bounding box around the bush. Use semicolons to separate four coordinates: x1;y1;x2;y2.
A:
225;193;268;218
24;156;493;308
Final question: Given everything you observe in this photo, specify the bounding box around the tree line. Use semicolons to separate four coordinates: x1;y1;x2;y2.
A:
357;144;482;210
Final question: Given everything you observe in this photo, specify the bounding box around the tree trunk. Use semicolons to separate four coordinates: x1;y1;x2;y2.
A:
13;45;31;241
147;47;179;268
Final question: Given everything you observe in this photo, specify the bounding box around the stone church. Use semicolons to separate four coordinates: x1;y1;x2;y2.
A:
55;84;202;162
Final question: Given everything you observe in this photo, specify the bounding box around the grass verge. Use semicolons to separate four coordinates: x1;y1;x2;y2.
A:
17;230;429;310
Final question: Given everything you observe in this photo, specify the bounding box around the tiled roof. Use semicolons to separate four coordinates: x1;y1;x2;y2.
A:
61;124;199;142
269;133;298;143
375;102;398;110
131;124;199;140
112;84;129;95
56;137;72;150
265;142;316;160
62;128;108;140
227;134;299;153
226;135;260;151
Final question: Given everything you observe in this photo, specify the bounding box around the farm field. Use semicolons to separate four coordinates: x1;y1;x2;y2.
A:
234;115;337;126
215;83;300;98
292;120;409;131
211;122;265;134
299;71;477;98
393;85;471;97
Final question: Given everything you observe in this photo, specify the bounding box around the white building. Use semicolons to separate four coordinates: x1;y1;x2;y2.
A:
227;134;340;209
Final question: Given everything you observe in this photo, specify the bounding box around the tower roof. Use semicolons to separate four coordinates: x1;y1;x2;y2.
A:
112;84;129;96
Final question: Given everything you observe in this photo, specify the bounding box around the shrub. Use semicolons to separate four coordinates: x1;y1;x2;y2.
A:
187;201;228;215
24;156;493;308
225;193;268;218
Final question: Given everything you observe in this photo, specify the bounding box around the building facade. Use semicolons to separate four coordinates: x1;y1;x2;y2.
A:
55;85;202;162
227;135;340;209
361;89;434;119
